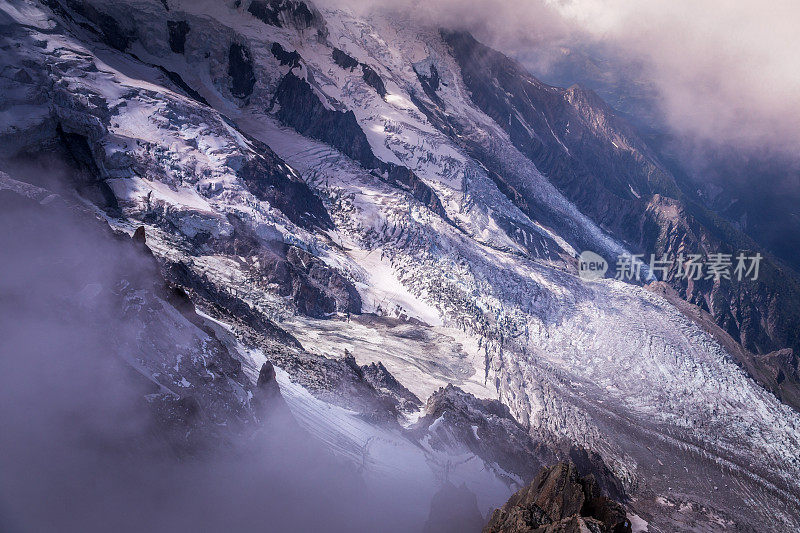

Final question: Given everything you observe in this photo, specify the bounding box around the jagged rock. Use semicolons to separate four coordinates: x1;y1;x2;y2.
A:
248;0;317;30
132;224;147;245
236;148;334;231
156;65;210;106
270;72;450;220
484;462;630;533
360;361;421;413
285;245;362;314
248;0;284;26
382;163;449;221
414;61;443;104
241;243;362;317
641;194;800;361
254;361;290;408
266;347;402;422
257;361;279;392
47;0;135;51
415;384;557;483
424;482;484;533
763;348;800;386
54;124;120;213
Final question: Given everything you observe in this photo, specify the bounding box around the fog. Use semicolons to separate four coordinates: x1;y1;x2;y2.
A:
556;0;800;152
0;179;436;533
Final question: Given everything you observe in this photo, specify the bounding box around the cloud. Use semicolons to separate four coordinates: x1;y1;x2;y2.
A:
319;0;800;153
0;181;433;533
551;0;800;152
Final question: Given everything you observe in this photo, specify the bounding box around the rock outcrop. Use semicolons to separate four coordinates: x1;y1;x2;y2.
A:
269;70;449;220
360;360;422;413
415;385;557;483
484;462;631;533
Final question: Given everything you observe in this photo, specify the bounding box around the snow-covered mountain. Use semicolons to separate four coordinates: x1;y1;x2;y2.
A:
2;0;800;531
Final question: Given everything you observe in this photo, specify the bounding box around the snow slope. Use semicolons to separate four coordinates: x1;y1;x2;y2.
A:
1;0;800;529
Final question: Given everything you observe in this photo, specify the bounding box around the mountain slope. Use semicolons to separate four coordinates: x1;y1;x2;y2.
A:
1;1;800;531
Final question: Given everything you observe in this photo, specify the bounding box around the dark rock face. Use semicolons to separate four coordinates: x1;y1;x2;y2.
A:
165;259;304;351
415;386;625;504
270;42;301;69
757;347;800;411
331;48;387;97
171;226;362;323
441;30;663;241
415;63;443;104
360;63;386;98
248;0;281;26
271;72;450;220
257;360;278;389
156;66;210;106
58;0;136;51
382;163;450;221
332;47;359;70
247;0;317;30
360;361;422;413
168;253;399;421
255;361;285;404
271;72;378;167
261;245;362;317
174;211;359;320
484;462;631;533
167;20;189;54
763;349;800;387
54;124;120;213
424;482;484;533
132;224;147;246
266;348;403;422
237;149;334;231
639;195;800;358
228;42;256;99
656;131;800;273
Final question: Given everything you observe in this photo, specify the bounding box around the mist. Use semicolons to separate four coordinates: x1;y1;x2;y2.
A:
0;179;437;533
556;0;800;153
319;0;800;155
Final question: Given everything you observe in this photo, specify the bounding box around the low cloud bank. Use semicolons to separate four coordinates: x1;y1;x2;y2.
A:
0;184;433;533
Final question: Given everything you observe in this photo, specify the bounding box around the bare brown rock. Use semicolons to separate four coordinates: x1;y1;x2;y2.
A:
484;462;630;533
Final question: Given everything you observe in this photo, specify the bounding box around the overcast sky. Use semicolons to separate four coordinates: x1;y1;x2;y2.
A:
323;0;800;154
552;0;800;152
